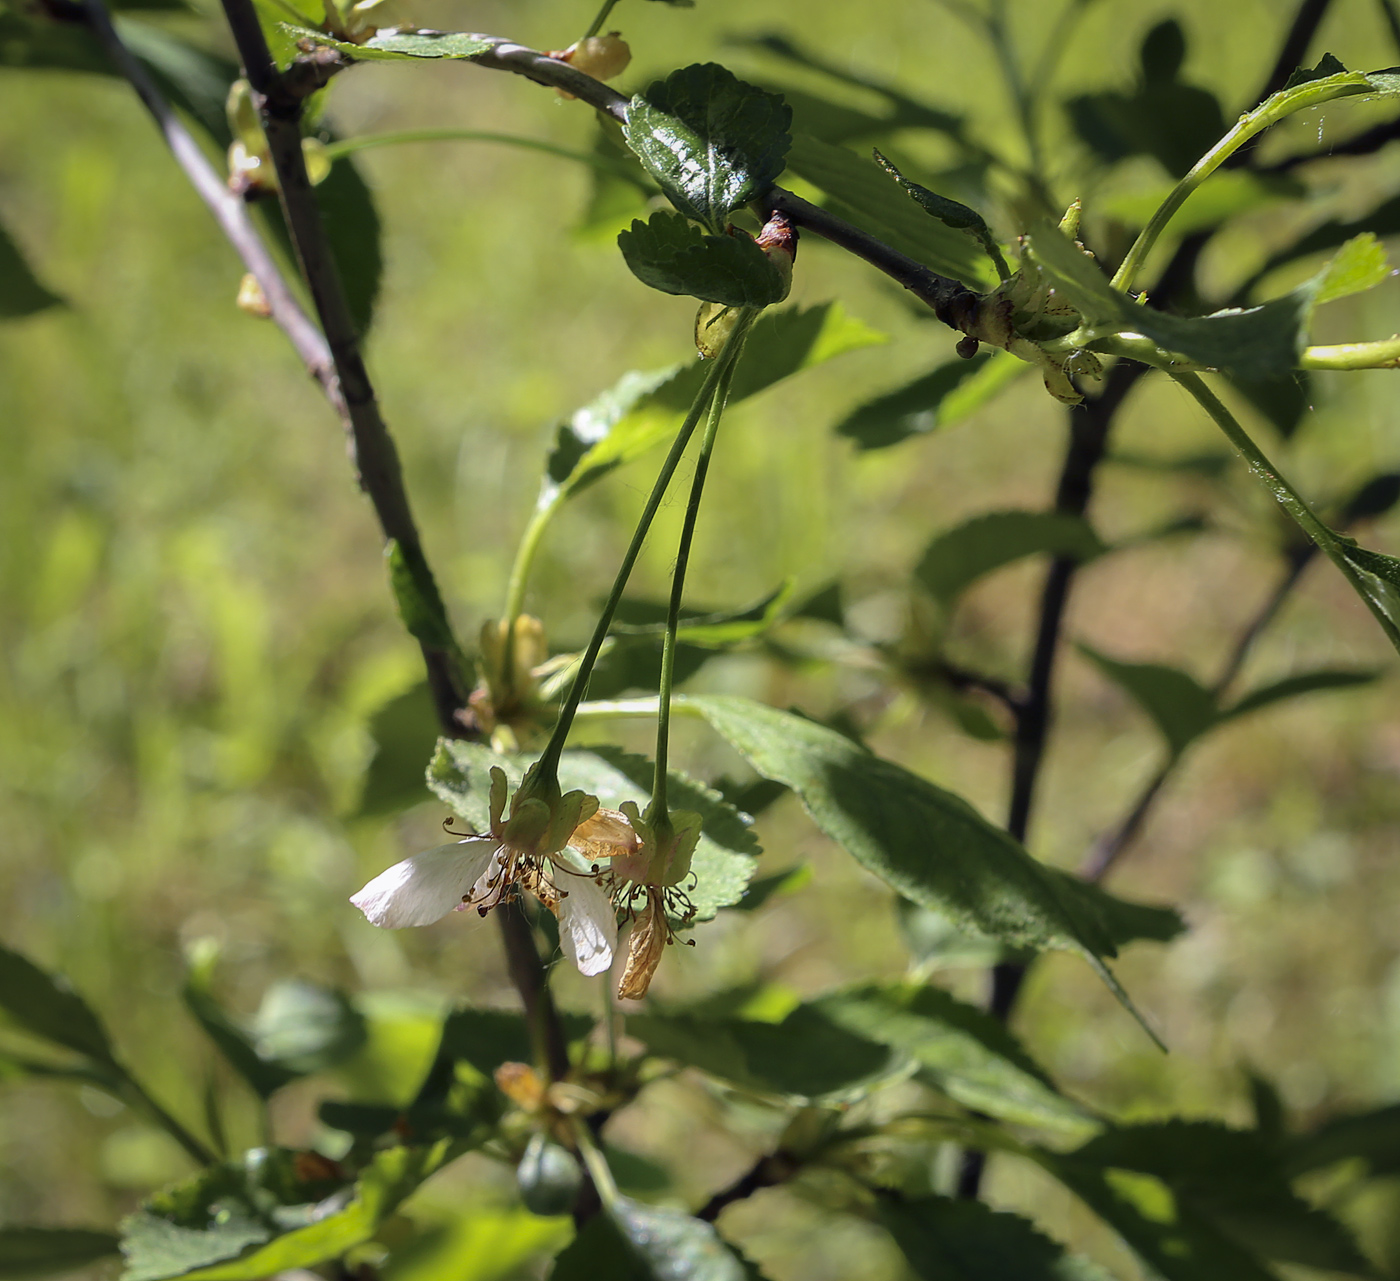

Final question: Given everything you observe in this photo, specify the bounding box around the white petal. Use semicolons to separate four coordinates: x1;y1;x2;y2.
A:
350;839;497;928
557;875;617;977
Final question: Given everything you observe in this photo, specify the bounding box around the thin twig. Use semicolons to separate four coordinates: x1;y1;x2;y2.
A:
696;1151;800;1222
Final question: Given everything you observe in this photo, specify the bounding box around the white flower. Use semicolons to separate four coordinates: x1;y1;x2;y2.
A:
556;872;618;977
350;838;497;928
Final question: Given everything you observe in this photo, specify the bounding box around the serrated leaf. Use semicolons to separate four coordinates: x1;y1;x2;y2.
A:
120;1144;447;1281
0;219;62;318
873;150;1009;281
917;511;1106;607
1314;232;1392;305
617;212;788;306
811;984;1100;1134
386;540;457;652
622;63;791;233
1024;223;1323;381
879;1197;1113;1281
551;1198;759;1281
1221;668;1378;721
836;351;1026;450
289;26;494;61
0;942;117;1067
1078;644;1218;758
544;303;882;504
675;695;1163;1041
0;1227;121;1279
785;134;993;287
427;742;758;922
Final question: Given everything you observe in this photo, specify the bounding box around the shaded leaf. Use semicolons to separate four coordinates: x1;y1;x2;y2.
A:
1230;373;1311;440
918;511;1106;607
291;27;494;61
434;1007;592;1081
879;1196;1112;1281
676;695;1164;1040
315;156;382;339
0;219;62;318
252;980;367;1076
1078;645;1217;757
182;984;297;1102
617;212;788;307
1221;668;1378;721
1341;472;1400;523
386;540;458;653
873;150;1008;280
0;942;116;1067
551;1198;758;1281
727;864;811;912
785;134;993;287
610;582;794;646
0;1227;121;1280
1284;1103;1400;1177
355;681;439;817
622;63;791;233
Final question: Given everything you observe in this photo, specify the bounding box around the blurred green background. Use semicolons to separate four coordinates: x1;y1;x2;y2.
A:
3;0;1400;1276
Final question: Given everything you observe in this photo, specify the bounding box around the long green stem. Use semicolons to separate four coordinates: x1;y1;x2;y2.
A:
1301;338;1400;369
582;0;622;39
534;314;757;778
121;1076;217;1167
321;130;645;186
571;1117;619;1207
1112;75;1377;293
1172;372;1400;650
650;313;754;817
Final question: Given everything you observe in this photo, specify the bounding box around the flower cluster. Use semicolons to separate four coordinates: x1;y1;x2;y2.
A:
349;769;702;997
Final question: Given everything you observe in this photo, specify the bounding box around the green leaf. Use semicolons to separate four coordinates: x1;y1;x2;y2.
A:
356;681;439;817
1064;1122;1375;1275
289;26;494;61
1221;668;1378;721
811;984;1100;1133
1341;472;1400;523
917;512;1106;608
1284;1103;1400;1177
1313;231;1392;305
0;1227;121;1279
622;63;791;234
0;942;117;1067
785;134;994;287
1282;51;1351;89
625;1004;899;1101
316;156;382;339
610;582;794;647
427;742;759;922
676;695;1164;1041
873;150;1009;281
120;1144;449;1281
544;303;882;504
551;1198;758;1281
117;21;239;147
835;351;1026;450
434;1007;592;1081
879;1197;1112;1281
0;219;62;318
1230;373;1311;440
182;984;298;1101
617;212;789;306
252;980;367;1075
727;864;811;912
1077;645;1218;757
1023;223;1324;380
386;540;458;653
1339;543;1400;635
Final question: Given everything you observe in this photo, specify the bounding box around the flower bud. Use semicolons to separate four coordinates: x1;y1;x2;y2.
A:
517;1133;582;1216
236;272;271;318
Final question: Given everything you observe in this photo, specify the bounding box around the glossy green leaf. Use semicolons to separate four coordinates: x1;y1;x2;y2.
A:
676;695;1163;1040
1314;232;1392;305
1221;668;1378;721
873;150;1009;280
0;942;117;1067
1064;1122;1374;1275
1025;223;1322;381
290;26;494;61
1339;543;1400;634
811;984;1100;1133
543;303;882;504
0;220;62;319
835;351;1025;450
917;512;1106;607
0;1227;121;1279
551;1198;758;1281
622;63;791;233
427;742;759;922
785;134;993;287
617;212;789;306
123;1144;449;1280
1078;645;1218;757
879;1197;1112;1281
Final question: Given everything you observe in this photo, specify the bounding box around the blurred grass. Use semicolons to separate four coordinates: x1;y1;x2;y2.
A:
2;0;1400;1276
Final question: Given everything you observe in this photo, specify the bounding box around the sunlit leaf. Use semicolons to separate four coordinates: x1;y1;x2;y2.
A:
918;512;1106;607
0;1227;121;1279
551;1198;760;1281
676;695;1165;1041
1313;232;1392;305
617;212;788;306
290;26;494;61
622;63;791;234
